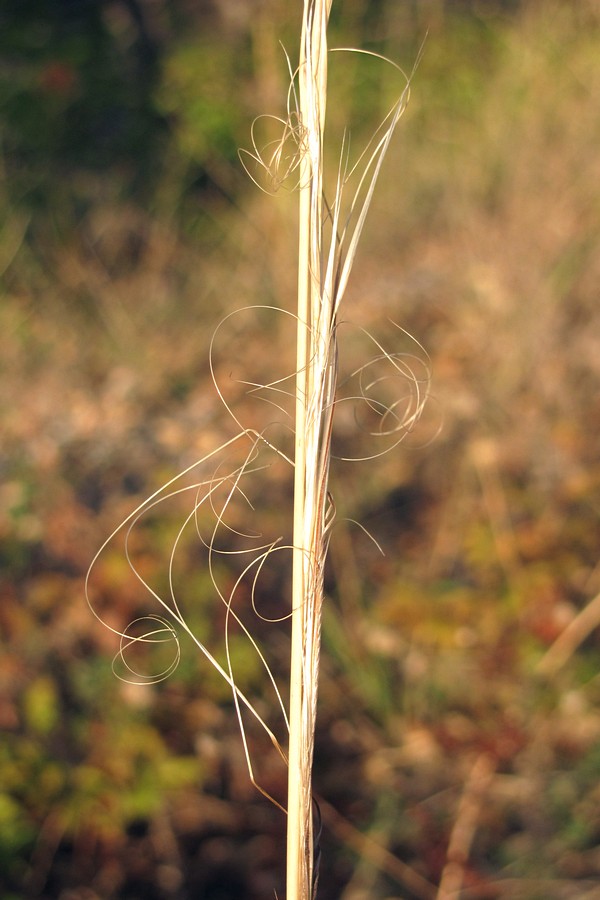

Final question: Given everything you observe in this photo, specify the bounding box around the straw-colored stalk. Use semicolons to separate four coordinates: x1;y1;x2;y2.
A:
288;2;334;896
287;2;419;894
86;2;416;895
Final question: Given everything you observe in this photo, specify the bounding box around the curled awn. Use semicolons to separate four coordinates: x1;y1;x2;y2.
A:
86;4;428;897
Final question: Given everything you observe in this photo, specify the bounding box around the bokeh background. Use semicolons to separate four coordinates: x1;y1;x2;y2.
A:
2;1;600;897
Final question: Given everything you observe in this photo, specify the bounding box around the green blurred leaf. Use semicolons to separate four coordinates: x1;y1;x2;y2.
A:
23;676;59;735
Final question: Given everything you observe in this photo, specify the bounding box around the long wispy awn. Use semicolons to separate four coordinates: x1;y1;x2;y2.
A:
86;3;428;898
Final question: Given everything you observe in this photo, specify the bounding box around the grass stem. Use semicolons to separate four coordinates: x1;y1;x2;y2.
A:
287;2;332;897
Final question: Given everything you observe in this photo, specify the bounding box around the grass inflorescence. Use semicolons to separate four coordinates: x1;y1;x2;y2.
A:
86;2;425;897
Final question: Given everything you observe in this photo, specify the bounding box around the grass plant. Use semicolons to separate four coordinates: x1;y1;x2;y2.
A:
286;3;420;895
86;2;424;896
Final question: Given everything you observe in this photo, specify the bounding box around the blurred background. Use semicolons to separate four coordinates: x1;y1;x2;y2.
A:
2;1;600;897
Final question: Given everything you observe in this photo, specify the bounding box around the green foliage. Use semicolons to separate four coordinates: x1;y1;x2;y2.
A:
156;41;247;170
0;0;163;207
22;677;59;735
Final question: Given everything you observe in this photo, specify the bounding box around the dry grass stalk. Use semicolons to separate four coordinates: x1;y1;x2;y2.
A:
436;754;495;900
536;590;600;678
86;2;418;896
287;2;418;895
319;797;437;900
287;2;334;896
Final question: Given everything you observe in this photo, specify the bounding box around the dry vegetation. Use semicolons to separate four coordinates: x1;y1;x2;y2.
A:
2;2;600;898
